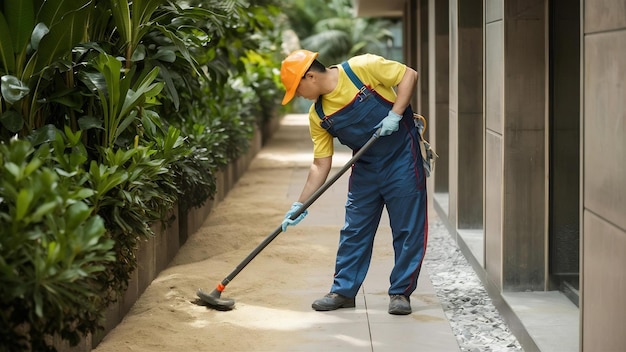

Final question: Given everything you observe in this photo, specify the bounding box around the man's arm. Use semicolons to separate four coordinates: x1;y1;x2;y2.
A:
297;156;332;203
390;67;419;116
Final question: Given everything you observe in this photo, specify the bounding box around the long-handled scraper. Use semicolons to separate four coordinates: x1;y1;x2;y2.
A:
196;129;381;310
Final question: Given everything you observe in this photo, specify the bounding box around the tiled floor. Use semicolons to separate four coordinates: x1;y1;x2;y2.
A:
270;114;460;351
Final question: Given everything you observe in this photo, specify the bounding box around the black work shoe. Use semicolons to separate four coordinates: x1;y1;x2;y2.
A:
388;294;412;315
312;293;356;311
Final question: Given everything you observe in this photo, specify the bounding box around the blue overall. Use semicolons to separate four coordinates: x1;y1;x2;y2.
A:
315;62;428;298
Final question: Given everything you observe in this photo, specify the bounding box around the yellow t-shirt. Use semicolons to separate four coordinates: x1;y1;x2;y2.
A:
308;54;407;158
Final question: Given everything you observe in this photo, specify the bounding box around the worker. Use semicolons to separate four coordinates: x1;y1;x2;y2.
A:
279;49;427;315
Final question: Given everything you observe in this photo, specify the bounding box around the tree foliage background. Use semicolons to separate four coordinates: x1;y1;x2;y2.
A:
282;0;398;65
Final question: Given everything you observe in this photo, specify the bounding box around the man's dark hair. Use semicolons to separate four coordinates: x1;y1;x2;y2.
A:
308;59;326;72
302;59;326;78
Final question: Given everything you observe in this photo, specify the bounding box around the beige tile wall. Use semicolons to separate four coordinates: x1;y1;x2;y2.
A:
582;0;626;349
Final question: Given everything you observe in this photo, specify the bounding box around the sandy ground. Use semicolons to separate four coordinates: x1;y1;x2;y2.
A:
92;116;369;352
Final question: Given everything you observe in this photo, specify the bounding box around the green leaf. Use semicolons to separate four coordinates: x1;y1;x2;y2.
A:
1;75;30;104
114;109;137;141
131;0;164;47
72;188;95;200
23;156;42;177
16;188;33;221
30;22;49;50
155;63;179;110
0;11;15;73
77;71;106;93
94;53;124;146
6;139;33;164
109;0;132;50
37;0;90;28
46;241;60;265
66;202;90;231
68;148;87;168
77;116;103;130
143;81;164;99
44;87;82;109
3;0;35;55
31;201;58;222
131;44;146;62
140;109;160;136
55;168;76;177
34;290;43;318
63;125;82;145
82;216;108;245
152;23;202;77
0;110;24;132
29;124;58;146
153;48;176;63
35;2;92;73
4;162;20;179
89;162;128;196
119;66;160;117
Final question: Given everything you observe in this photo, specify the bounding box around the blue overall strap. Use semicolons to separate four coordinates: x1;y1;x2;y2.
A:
340;61;366;90
315;61;366;119
315;97;325;119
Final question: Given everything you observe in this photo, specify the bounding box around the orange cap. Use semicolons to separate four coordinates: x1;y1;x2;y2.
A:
280;50;319;105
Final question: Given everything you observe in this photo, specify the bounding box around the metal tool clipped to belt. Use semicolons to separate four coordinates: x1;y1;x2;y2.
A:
413;114;438;178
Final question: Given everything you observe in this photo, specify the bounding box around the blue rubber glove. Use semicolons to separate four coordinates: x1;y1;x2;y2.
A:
376;110;403;136
281;202;308;232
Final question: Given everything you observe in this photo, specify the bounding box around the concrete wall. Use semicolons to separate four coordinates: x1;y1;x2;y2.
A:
484;0;504;287
419;0;430;129
484;0;548;292
581;0;626;350
401;0;626;350
449;0;483;231
502;0;548;291
428;0;450;195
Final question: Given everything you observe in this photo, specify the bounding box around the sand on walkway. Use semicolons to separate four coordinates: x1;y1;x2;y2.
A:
92;116;363;352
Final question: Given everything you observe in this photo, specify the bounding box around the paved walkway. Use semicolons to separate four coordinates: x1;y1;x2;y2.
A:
250;114;460;351
96;113;464;352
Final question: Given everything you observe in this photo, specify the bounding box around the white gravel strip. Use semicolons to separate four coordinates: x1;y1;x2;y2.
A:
424;220;524;352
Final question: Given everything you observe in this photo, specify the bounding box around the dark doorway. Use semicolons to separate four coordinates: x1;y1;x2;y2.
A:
548;0;580;306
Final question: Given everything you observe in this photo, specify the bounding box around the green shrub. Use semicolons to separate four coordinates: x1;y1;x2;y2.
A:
86;143;175;302
0;0;287;348
0;137;114;351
